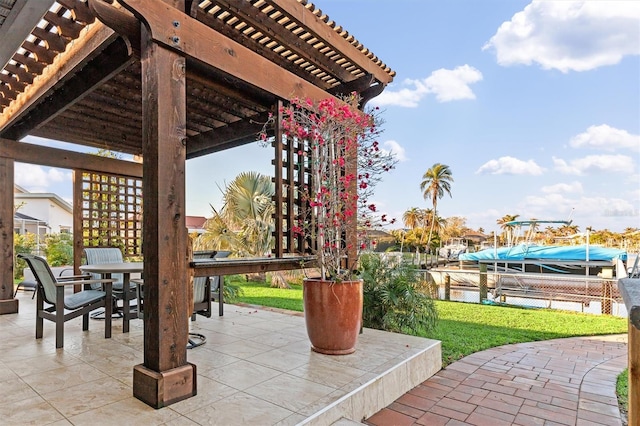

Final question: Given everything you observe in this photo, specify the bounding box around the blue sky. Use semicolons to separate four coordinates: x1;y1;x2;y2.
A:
16;0;640;234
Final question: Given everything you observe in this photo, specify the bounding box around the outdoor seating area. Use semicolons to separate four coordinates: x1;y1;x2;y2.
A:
1;289;441;425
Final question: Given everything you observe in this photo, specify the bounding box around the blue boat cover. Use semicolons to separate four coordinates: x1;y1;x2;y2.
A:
459;244;627;262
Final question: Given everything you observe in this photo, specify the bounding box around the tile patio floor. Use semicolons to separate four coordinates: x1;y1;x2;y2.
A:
365;334;628;426
0;289;440;425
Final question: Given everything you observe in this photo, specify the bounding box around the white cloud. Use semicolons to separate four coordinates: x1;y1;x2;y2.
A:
483;1;640;73
476;156;544;175
541;181;583;194
570;124;640;152
382;140;407;162
372;65;483;107
15;164;72;192
553;154;635;175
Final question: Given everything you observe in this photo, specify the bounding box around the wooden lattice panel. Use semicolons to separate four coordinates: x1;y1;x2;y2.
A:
78;171;142;258
273;124;312;256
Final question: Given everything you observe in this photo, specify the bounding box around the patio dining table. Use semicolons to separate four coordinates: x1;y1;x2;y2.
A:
80;262;143;333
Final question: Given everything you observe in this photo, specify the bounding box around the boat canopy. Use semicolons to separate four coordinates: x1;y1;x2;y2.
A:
459;244;627;262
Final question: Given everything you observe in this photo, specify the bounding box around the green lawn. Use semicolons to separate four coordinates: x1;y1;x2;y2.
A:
231;277;627;365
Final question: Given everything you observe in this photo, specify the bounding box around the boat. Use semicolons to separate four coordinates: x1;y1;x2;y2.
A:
438;237;469;260
428;219;629;311
459;243;628;277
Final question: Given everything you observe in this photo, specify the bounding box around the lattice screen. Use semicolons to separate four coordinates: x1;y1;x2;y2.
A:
272;112;313;257
78;171;143;258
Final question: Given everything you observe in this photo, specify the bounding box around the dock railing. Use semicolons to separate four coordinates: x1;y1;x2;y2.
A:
617;277;640;424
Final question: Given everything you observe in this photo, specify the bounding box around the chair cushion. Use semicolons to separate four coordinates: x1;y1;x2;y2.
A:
64;290;106;310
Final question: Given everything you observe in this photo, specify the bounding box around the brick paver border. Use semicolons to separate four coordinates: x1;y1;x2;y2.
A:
366;334;627;426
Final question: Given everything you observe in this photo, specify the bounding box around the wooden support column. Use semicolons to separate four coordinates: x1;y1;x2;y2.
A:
0;156;18;314
132;24;195;408
618;278;640;424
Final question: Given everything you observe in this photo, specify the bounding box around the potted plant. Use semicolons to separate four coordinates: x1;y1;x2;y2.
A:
263;95;396;354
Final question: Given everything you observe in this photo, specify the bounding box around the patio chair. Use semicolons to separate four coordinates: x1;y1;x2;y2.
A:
14;266;75;299
84;247;137;318
133;250;227;349
210;250;231;316
17;253;114;349
192;251;215;320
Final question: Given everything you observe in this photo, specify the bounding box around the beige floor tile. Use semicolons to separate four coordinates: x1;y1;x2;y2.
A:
21;361;109;394
213;338;278;359
246;373;337;412
288;357;369;389
183;392;295;425
0;376;40;405
67;397;182;425
168;375;239;415
4;352;83;378
202;359;282;390
247;347;312;372
42;376;131;417
0;395;66;425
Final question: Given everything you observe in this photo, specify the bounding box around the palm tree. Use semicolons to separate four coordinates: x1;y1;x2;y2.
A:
419;163;453;255
403;207;424;261
402;207;422;232
496;214;519;245
196;172;288;286
221;171;274;256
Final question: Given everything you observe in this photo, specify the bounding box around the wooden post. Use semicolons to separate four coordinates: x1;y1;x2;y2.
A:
618;278;640;425
479;263;488;302
132;24;195;408
0;156;19;314
444;274;450;301
630;318;640;425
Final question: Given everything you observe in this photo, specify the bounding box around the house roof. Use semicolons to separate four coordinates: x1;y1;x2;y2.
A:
14;211;42;221
14;189;73;214
0;0;395;158
186;215;207;230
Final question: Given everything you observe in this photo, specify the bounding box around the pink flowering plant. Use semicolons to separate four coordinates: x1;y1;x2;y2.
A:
261;95;397;281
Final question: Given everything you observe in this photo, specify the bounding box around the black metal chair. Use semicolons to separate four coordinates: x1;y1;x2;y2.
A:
18;254;114;349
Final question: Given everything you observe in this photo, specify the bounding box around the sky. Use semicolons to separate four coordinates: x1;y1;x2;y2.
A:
15;0;640;235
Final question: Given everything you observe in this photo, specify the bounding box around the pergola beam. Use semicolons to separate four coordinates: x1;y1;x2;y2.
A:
186;112;269;159
119;0;338;104
0;138;142;177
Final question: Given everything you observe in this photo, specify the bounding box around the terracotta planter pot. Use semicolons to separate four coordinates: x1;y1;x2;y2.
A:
303;278;363;355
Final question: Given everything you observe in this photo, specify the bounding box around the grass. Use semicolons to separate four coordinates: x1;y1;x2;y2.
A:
232;277;303;312
231;276;628;365
425;301;627;365
617;369;628;417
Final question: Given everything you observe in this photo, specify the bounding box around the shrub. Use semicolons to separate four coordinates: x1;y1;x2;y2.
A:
360;252;438;334
45;233;74;266
14;232;37;279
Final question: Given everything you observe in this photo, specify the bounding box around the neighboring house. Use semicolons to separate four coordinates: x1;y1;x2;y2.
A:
364;229;396;252
463;231;488;250
14;211;48;236
14;185;73;235
186;215;208;235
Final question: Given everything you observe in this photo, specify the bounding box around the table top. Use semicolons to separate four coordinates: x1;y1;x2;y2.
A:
80;262;144;274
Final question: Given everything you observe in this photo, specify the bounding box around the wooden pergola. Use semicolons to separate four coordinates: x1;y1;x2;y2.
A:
0;0;394;407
